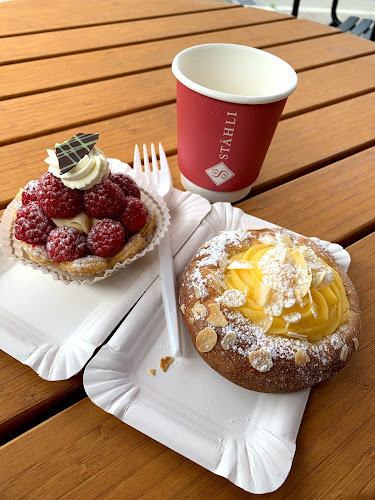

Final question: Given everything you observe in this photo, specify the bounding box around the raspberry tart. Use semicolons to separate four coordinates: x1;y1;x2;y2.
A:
12;133;157;277
178;228;360;393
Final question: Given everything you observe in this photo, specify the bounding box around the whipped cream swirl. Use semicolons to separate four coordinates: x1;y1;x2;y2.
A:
44;146;109;190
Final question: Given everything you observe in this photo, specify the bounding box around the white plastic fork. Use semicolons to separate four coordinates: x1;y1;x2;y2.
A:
133;143;182;357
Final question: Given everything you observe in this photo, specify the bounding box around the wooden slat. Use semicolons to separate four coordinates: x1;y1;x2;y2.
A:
1;91;375;210
238;147;375;245
2;50;375;147
0;399;172;499
0;19;336;99
1;232;373;499
0;8;289;65
266;31;375;71
0;0;237;37
284;53;375;117
253;92;375;193
0;69;177;146
0;351;83;444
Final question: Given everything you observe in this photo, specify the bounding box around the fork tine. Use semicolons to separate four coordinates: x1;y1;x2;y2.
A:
133;144;142;178
159;142;172;183
158;142;167;166
150;143;159;186
142;144;152;185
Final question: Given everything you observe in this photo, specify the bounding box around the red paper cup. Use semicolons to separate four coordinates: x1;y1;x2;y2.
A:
172;44;297;203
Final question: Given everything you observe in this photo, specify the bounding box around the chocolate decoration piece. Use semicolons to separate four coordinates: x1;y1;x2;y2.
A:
56;133;99;174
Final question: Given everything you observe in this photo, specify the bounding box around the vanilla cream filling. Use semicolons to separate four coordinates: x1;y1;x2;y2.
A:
52;212;93;234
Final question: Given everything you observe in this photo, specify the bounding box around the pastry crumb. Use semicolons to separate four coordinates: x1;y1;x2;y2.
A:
159;356;174;372
148;368;156;376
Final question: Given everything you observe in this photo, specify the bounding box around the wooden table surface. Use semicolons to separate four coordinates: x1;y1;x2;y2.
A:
0;1;374;498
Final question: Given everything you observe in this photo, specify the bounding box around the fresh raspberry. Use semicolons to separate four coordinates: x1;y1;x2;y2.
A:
83;179;125;219
14;202;55;245
87;219;125;257
38;172;83;218
46;227;88;263
109;172;141;199
118;197;147;234
22;180;40;205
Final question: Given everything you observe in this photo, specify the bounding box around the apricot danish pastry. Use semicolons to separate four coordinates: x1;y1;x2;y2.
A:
178;228;360;393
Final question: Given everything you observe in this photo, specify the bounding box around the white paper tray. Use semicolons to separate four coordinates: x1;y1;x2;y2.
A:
84;202;350;494
0;188;211;380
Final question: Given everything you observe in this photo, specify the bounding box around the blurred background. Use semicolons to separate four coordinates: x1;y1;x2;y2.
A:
217;0;375;26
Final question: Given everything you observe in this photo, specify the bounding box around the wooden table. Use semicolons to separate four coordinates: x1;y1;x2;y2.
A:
0;1;374;498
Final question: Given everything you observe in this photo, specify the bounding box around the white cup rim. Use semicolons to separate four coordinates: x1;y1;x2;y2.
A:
172;43;298;105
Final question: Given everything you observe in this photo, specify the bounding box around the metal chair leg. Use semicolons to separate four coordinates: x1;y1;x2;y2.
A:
292;0;300;17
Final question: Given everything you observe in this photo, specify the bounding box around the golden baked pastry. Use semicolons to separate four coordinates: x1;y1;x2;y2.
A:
178;228;360;393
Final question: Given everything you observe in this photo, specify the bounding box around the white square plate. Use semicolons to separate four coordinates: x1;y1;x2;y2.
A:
84;203;350;494
0;186;210;380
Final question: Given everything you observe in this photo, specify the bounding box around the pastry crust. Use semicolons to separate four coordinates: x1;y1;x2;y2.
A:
178;228;361;393
22;209;156;276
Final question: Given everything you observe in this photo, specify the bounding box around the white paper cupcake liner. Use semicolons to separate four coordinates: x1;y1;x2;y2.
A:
0;159;170;285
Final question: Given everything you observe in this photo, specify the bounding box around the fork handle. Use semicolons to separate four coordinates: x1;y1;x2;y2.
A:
158;232;182;357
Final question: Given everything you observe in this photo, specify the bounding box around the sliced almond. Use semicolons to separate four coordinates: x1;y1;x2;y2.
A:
291;249;308;269
207;270;226;293
221;331;237;350
218;256;228;273
196;327;217;352
294;288;304;307
353;337;359;350
311;270;326;289
159;356;174;372
192;301;207;318
180;304;186;315
248;348;273;372
207;303;228;327
297;273;313;298
340;344;349;362
222;289;247;308
282;233;294;248
287;332;308;341
316;269;334;289
194;286;202;299
148;368;156;376
256;283;271;307
294;349;310;367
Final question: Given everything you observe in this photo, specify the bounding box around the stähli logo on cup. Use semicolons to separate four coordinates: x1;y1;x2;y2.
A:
205;111;237;186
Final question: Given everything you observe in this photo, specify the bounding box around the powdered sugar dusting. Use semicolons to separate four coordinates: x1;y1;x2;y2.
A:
228;260;253;270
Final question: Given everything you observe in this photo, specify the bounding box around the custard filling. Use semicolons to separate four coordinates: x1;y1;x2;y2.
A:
224;241;349;342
